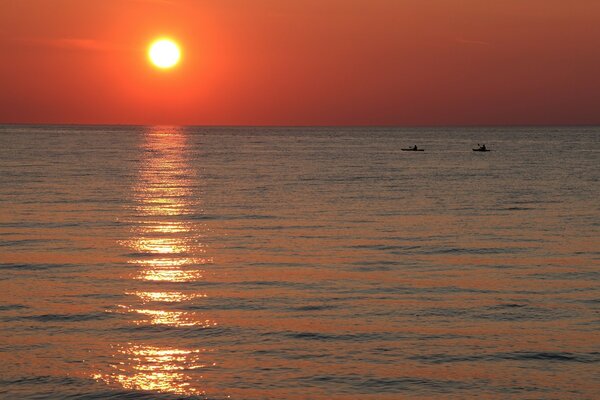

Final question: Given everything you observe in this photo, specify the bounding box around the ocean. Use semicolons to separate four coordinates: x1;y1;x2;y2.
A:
0;125;598;399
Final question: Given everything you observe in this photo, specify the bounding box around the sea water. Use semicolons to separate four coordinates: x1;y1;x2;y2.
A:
0;125;598;399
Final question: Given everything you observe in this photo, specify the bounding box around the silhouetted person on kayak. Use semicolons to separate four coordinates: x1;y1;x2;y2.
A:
481;144;486;150
413;145;418;150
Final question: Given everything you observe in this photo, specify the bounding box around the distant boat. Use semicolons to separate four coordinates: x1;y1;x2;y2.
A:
473;144;490;152
401;146;424;151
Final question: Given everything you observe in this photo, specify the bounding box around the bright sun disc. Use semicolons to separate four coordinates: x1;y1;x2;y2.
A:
148;39;181;69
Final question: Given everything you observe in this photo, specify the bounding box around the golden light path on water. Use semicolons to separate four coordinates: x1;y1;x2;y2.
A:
129;291;206;303
94;127;216;396
94;345;214;396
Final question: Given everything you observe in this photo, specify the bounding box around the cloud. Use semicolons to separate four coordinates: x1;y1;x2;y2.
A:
127;0;177;4
456;38;491;46
17;37;115;51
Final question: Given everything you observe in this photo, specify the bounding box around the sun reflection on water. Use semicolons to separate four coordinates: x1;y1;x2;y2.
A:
142;220;191;234
128;291;206;303
96;127;216;397
134;309;216;327
130;237;189;254
135;265;205;282
93;345;214;396
114;305;216;327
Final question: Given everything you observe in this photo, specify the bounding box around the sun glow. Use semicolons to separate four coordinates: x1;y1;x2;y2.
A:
148;39;181;69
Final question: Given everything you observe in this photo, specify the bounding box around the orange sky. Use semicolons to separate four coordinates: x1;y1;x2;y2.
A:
1;0;599;126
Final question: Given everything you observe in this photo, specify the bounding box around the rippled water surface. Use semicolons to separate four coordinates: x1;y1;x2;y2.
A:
0;126;598;399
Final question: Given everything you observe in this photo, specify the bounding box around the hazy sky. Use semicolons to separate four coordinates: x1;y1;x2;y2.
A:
1;0;599;125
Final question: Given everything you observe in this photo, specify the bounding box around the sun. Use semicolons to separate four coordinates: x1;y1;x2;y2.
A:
148;39;181;69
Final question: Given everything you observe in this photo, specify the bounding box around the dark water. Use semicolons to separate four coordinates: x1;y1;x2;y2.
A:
0;125;598;399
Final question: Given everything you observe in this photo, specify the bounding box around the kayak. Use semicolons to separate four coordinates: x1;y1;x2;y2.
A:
472;148;490;152
401;148;424;151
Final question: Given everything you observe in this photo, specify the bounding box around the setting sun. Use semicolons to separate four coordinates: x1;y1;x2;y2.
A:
148;39;181;69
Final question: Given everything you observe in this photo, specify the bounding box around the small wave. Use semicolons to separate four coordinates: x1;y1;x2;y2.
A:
249;224;327;231
504;352;600;362
111;322;228;339
237;280;317;290
0;342;48;352
346;244;527;255
0;375;211;400
186;300;268;311
426;286;497;294
0;375;81;387
411;351;600;364
292;374;481;393
489;303;528;309
352;264;393;271
350;260;401;271
474;308;570;322
289;304;338;312
280;331;397;342
352;260;400;266
420;246;527;255
347;244;421;251
0;263;79;270
21;312;113;323
525;271;600;281
0;304;29;311
122;251;193;258
0;221;82;228
0;239;59;247
189;213;277;221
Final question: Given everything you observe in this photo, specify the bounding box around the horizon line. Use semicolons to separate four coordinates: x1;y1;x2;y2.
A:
2;122;600;129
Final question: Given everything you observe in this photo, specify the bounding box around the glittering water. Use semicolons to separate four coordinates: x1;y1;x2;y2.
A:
0;125;598;399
